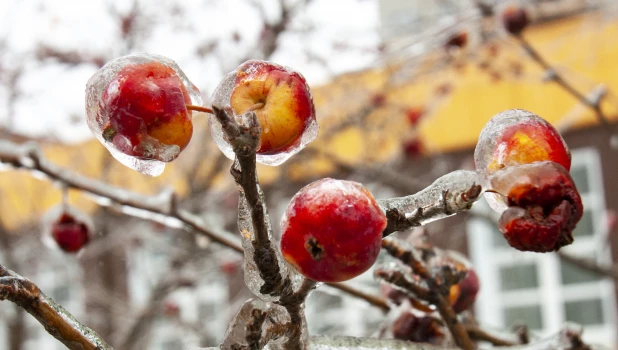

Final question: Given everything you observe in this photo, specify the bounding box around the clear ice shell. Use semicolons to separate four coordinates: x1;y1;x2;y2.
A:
85;53;202;176
238;186;305;302
208;61;318;166
41;204;94;253
220;298;309;350
473;109;568;212
379;170;488;226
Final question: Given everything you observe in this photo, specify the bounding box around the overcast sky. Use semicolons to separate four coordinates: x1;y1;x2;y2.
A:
0;0;381;143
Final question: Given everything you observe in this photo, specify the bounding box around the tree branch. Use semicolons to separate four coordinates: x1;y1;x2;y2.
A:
0;263;112;350
515;35;610;128
0;139;389;311
381;238;475;350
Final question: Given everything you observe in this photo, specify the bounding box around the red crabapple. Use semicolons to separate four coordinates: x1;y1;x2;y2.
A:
280;178;387;282
86;53;202;175
210;60;318;165
43;207;93;254
491;161;583;252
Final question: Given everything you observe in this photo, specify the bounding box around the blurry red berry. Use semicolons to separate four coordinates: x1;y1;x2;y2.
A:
280;178;387;282
403;138;424;159
163;301;180;317
371;94;387;108
51;213;91;253
502;7;529;36
405;107;424;126
392;312;444;344
449;269;480;313
445;31;468;49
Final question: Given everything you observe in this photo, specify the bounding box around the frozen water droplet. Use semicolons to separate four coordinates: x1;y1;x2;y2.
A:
85;53;202;176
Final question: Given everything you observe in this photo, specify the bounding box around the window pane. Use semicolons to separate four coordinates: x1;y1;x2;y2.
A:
500;264;538;291
564;299;604;325
573;211;594;237
504;305;543;330
492;226;509;248
570;166;589;194
560;259;599;285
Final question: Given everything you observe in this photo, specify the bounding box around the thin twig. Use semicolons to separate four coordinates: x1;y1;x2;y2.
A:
381;238;475;350
0;264;113;350
464;324;519;346
0;140;389;311
557;250;618;280
515;35;610;127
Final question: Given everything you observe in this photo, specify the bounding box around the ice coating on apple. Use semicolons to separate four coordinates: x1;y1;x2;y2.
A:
209;60;318;166
280;178;386;283
42;205;93;254
85;53;202;176
474;109;570;212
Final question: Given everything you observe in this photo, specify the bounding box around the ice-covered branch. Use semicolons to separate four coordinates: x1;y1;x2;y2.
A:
198;325;593;350
379;170;486;236
380;238;475;350
211;106;292;299
0;139;389;311
0;263;112;350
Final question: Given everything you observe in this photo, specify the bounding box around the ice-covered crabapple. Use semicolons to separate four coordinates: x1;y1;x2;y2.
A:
210;60;318;166
43;207;93;254
475;109;571;212
476;109;570;174
86;53;202;175
280;178;387;282
502;6;529;36
491;161;583;252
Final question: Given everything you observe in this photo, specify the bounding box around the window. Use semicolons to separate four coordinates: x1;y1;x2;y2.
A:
306;257;385;337
467;148;616;347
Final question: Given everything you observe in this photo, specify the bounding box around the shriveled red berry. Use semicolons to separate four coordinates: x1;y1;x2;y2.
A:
492;161;583;252
502;6;529;36
51;213;91;253
280;178;387;282
392;312;444;344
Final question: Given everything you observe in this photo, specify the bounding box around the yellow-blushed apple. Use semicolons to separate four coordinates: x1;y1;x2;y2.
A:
229;60;316;155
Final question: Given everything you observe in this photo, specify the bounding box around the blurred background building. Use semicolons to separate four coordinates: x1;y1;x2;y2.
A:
0;0;617;349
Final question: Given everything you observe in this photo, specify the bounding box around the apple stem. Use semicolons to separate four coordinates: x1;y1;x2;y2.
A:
186;104;214;114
